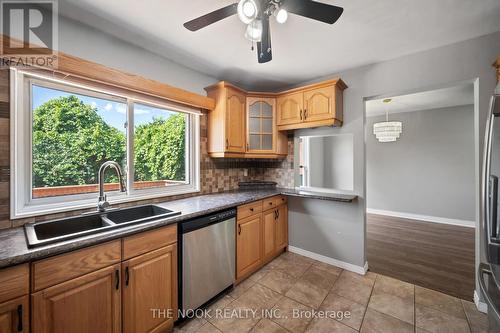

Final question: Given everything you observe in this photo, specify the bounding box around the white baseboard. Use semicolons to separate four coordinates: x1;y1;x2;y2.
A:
474;290;488;314
367;208;475;228
288;246;368;275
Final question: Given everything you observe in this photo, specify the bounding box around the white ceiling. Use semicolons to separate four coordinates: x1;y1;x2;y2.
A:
365;83;474;117
59;0;500;91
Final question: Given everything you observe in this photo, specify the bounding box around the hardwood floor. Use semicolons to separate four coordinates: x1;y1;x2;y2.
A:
366;213;475;301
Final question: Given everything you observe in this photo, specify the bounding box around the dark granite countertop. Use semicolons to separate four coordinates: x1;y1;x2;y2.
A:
0;188;357;269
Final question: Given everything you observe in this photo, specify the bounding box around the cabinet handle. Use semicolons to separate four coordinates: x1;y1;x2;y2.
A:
226;139;229;149
115;269;120;290
17;304;22;332
277;210;280;219
125;266;130;286
268;202;273;206
274;210;277;220
250;207;254;212
247;143;249;151
238;224;242;235
300;109;303;120
304;109;307;120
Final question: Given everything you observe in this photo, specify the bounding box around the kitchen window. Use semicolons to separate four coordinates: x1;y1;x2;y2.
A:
11;69;200;218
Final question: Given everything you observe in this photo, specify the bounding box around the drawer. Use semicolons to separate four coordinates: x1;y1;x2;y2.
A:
0;264;29;303
237;200;263;220
275;195;287;206
263;197;277;210
32;240;121;292
122;224;177;260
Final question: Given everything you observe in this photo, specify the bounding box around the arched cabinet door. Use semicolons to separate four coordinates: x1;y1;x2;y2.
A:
225;89;246;153
303;86;335;123
277;92;303;126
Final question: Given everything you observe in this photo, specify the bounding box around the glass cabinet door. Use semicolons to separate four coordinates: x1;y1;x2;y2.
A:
247;98;275;152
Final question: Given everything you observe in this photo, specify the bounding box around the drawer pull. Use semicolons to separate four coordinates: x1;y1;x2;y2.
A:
17;304;22;332
115;269;120;290
268;202;273;206
250;208;254;212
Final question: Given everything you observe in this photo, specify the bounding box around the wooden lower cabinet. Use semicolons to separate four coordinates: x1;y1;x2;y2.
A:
31;264;121;333
123;245;177;333
236;197;288;280
276;204;288;251
0;296;28;332
262;209;277;263
236;214;263;279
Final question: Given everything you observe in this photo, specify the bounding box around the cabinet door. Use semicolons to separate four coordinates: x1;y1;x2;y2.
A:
275;204;288;252
236;215;263;279
303;86;335;122
123;245;177;333
0;296;28;333
247;97;276;153
262;209;277;263
225;89;246;153
32;264;121;333
277;92;303;126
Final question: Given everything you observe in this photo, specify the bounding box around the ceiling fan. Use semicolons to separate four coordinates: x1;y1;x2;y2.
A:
183;0;344;63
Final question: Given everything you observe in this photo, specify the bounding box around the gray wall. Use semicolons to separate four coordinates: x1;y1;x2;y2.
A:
366;106;475;221
57;16;217;95
288;30;500;285
323;135;354;191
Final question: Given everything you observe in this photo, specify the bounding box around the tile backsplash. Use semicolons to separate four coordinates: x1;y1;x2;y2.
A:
2;111;295;229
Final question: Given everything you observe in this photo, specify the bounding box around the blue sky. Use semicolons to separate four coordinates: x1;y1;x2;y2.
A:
32;85;176;133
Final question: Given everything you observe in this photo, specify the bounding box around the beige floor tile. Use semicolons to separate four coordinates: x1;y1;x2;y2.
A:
251;318;288;333
276;259;312;279
174;317;207;333
342;270;377;284
331;272;374;306
249;265;275;282
271;297;314;333
319;292;366;330
285;279;329;309
373;275;414;301
415;286;466;319
415;304;471;333
302;266;339;290
311;261;343;276
462;300;488;331
237;284;283;312
229;278;257;299
208;298;261;333
368;290;414;324
259;270;297;295
360;308;414;333
206;294;234;313
306;317;358;333
196;322;222;333
469;324;488;333
281;252;315;265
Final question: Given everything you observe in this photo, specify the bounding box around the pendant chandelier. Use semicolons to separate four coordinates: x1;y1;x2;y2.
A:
373;99;402;143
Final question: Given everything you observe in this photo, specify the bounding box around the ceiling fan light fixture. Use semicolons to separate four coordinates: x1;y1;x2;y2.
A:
245;20;263;42
237;0;258;24
275;8;288;24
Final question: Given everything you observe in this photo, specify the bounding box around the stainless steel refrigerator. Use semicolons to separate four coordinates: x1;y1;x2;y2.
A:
480;85;500;332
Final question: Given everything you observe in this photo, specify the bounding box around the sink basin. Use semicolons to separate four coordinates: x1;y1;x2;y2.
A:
103;205;181;225
25;205;181;248
25;214;115;247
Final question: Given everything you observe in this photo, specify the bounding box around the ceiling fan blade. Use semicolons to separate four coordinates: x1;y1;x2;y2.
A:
284;0;343;24
184;3;238;31
257;15;272;63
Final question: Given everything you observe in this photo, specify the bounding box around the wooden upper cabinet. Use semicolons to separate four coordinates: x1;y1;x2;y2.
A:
32;264;122;333
205;82;287;158
247;97;276;153
226;88;246;153
123;245;177;333
276;79;347;131
303;86;335;123
277;92;303;126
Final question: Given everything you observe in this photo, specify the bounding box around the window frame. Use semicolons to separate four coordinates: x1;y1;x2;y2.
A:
10;68;201;219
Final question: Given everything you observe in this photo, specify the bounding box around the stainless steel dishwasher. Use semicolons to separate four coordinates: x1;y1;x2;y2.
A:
179;209;236;313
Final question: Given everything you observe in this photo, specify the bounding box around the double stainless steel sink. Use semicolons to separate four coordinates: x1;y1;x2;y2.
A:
24;205;181;248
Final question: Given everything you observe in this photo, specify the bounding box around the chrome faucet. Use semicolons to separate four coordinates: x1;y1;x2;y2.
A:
97;161;127;212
